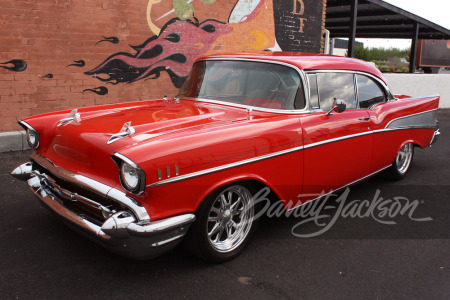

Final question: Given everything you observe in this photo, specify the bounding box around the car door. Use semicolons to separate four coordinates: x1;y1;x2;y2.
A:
299;72;374;203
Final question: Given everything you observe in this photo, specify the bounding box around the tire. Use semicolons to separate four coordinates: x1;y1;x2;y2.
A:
185;183;258;262
384;143;414;181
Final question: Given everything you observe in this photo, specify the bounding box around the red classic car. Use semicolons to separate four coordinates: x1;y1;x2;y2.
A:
11;52;440;262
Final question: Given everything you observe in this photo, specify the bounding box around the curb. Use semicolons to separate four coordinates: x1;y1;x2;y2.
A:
0;131;30;153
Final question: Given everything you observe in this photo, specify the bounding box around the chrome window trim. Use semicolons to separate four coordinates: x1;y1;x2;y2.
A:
306;73;320;110
354;73;360;109
355;74;389;109
305;69;393;110
185;58;312;114
306;69;390;92
313;71;359;110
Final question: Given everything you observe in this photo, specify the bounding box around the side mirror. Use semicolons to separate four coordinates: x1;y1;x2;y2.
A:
325;98;346;116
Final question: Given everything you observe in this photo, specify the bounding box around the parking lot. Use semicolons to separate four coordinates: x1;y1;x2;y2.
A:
1;111;449;299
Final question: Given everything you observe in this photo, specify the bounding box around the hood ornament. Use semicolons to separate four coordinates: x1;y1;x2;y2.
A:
58;109;81;127
107;121;135;144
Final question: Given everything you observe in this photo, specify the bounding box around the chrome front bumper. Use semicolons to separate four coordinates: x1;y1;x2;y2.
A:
11;155;195;259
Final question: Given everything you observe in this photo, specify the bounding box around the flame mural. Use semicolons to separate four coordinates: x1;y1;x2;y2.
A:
86;0;277;88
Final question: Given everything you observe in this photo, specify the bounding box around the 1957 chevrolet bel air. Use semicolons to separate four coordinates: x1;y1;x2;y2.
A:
11;52;440;262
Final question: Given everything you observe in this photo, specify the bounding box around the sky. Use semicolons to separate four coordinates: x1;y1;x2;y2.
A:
356;0;450;49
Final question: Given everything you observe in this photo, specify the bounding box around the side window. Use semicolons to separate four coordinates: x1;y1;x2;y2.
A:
317;73;357;111
357;75;387;108
307;74;319;109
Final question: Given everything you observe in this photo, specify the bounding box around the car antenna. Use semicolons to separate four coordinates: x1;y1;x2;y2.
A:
163;77;168;101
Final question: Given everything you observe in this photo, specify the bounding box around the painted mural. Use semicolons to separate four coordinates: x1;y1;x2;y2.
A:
67;60;86;68
86;0;324;89
0;0;325;133
0;60;27;72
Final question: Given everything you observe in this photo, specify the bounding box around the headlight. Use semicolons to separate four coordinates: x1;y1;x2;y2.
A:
26;128;39;149
113;153;146;194
121;162;140;191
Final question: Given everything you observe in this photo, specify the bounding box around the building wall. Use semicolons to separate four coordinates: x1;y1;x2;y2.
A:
385;74;450;108
0;0;325;132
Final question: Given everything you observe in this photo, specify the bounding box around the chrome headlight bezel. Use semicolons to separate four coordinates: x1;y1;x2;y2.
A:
26;128;39;149
112;153;146;195
18;121;40;149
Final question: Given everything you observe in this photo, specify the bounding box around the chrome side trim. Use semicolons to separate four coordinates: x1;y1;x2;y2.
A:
372;126;437;135
147;117;435;188
303;130;372;149
287;164;391;212
385;108;438;129
148;145;305;187
396;94;440;101
31;153;150;221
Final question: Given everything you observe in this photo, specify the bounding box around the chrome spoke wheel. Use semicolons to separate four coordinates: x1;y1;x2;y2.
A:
207;185;254;253
395;143;413;174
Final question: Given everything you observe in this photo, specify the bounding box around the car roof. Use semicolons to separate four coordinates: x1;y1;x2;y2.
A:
198;52;387;84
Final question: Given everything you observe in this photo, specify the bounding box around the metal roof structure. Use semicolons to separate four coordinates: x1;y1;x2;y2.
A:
326;0;450;39
325;0;450;72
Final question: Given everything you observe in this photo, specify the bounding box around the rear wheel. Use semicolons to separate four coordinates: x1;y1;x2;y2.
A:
185;183;258;262
384;143;414;180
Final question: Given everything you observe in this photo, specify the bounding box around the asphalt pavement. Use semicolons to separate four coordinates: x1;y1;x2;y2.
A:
0;111;449;299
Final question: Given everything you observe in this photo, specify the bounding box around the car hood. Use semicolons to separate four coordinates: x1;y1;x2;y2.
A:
40;99;250;186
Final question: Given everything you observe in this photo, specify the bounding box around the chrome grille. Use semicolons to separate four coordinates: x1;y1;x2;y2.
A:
32;161;128;225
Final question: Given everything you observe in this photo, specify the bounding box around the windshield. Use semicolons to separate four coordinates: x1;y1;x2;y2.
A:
178;60;305;110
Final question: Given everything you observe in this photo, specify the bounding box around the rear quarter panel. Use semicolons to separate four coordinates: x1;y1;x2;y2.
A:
367;96;440;172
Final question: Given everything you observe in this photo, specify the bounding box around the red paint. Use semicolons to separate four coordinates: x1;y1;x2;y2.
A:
22;53;440;220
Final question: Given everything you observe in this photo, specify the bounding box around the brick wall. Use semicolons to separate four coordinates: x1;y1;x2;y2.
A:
0;0;325;132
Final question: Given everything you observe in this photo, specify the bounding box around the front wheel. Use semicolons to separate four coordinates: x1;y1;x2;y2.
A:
185;184;258;262
384;143;414;180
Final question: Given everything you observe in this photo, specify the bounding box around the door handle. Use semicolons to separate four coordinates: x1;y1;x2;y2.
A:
359;117;370;121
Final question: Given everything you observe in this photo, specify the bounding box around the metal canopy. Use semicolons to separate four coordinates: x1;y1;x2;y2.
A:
326;0;450;39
